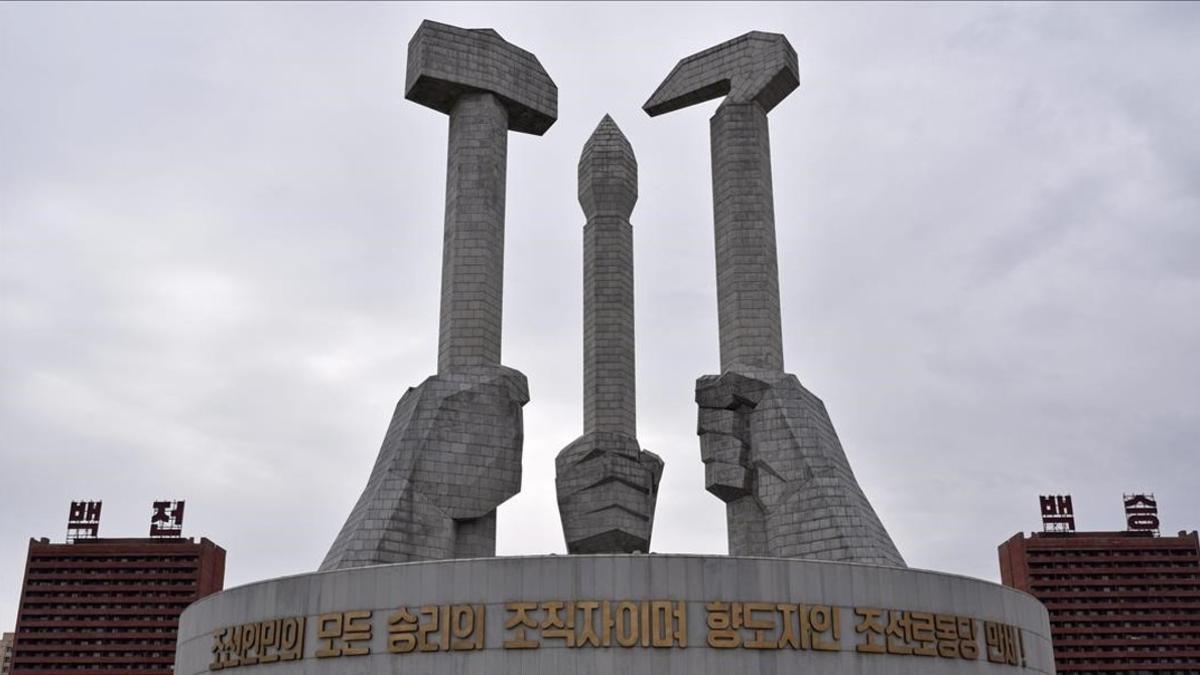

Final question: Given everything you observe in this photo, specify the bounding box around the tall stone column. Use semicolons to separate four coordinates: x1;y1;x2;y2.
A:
438;92;509;373
645;32;906;566
556;116;662;554
321;21;557;570
711;102;784;373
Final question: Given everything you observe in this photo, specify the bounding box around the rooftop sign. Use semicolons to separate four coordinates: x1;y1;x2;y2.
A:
66;500;102;542
1038;495;1075;533
1123;494;1160;535
150;500;186;537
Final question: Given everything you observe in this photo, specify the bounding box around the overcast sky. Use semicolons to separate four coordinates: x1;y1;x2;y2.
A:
2;2;1198;629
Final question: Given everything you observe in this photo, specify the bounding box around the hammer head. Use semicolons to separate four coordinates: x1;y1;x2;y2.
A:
643;31;798;117
406;20;558;135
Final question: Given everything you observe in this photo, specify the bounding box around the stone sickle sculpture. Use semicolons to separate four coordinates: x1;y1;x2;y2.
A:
556;116;664;554
321;21;556;569
645;32;905;565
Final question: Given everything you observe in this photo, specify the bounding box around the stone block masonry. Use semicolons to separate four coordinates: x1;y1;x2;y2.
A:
321;367;529;568
696;369;903;565
556;116;662;554
177;555;1057;675
322;21;556;569
646;31;905;566
438;92;508;373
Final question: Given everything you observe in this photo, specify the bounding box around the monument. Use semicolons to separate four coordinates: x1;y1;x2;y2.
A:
321;20;555;569
644;31;904;566
556;115;664;555
173;23;1057;675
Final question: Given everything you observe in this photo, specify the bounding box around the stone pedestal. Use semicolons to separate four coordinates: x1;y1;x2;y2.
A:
181;555;1054;675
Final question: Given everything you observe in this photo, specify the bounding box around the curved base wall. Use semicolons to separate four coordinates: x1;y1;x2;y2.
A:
177;554;1054;675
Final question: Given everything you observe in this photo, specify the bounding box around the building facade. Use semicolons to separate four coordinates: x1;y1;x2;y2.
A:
9;536;225;674
2;632;14;675
999;528;1200;672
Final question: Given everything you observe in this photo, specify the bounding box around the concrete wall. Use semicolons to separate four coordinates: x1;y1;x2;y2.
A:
178;554;1054;675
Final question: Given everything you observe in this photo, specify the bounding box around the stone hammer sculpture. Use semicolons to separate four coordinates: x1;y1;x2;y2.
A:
556;116;663;554
645;32;905;565
322;21;556;569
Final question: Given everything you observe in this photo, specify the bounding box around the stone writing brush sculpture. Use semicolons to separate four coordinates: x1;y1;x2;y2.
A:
556;115;663;554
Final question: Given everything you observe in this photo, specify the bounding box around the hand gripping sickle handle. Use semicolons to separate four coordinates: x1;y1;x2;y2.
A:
645;35;907;567
644;33;799;373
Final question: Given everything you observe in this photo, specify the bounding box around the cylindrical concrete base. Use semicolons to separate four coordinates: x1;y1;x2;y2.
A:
178;554;1054;675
